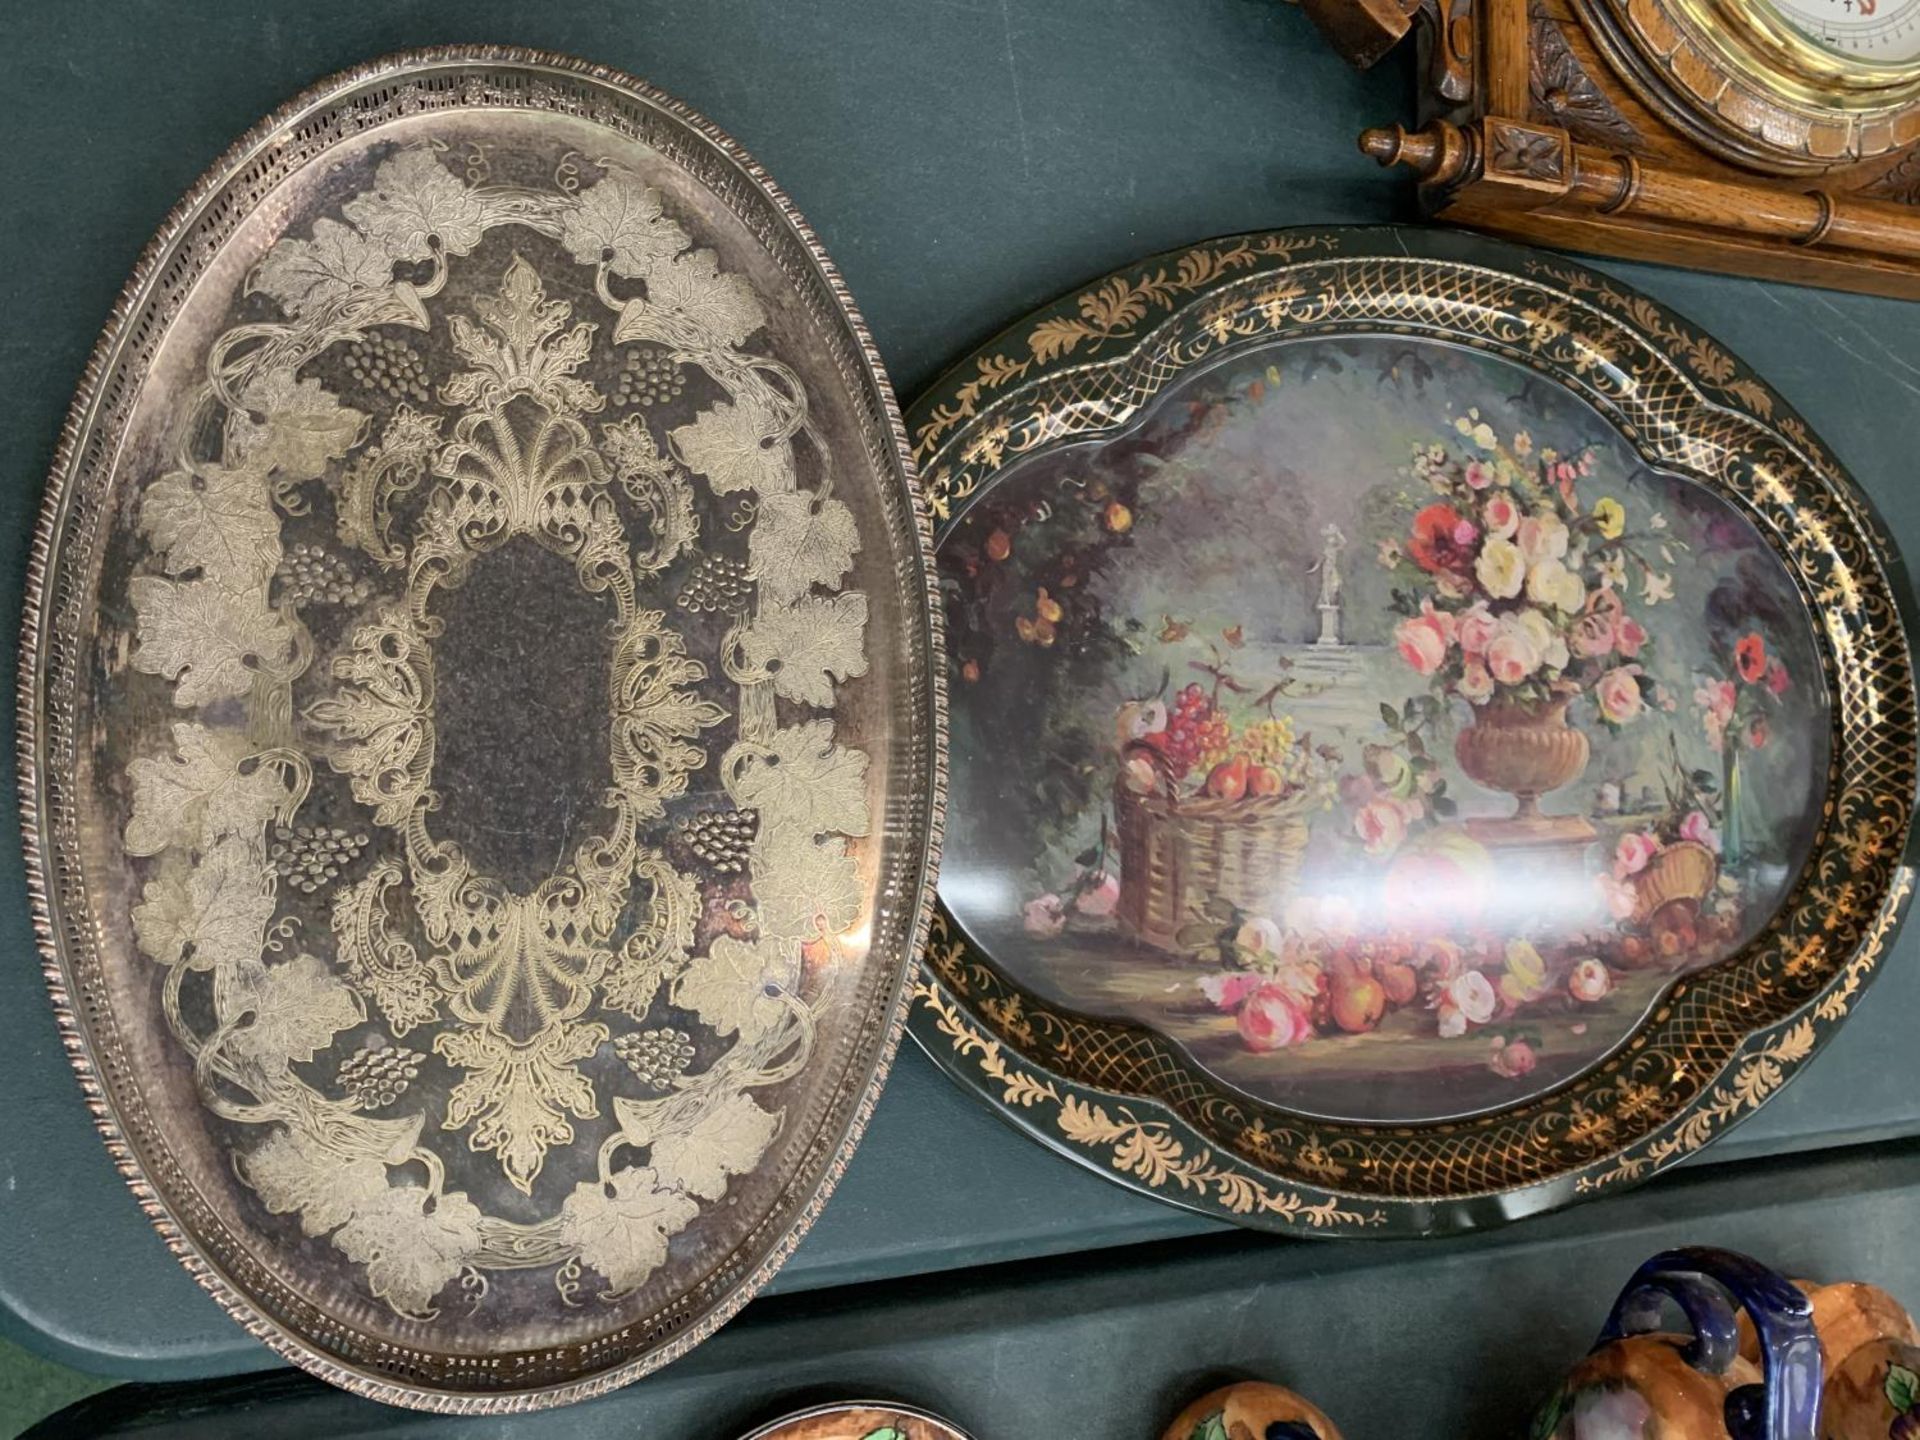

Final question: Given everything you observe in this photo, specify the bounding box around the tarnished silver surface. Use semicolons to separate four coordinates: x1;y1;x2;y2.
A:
18;47;943;1410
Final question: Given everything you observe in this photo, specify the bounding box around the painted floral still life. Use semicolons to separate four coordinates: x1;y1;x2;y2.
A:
938;335;1827;1123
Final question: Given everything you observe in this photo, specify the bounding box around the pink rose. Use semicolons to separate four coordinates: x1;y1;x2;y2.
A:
1488;1036;1538;1078
1237;985;1315;1052
1456;602;1498;656
1679;810;1720;853
1595;666;1644;724
1074;871;1120;917
1464;460;1496;490
1568;958;1613;1003
1354;797;1410;856
1023;894;1066;937
1614;831;1659;877
1394;601;1456;677
1614;617;1647;659
1766;658;1790;695
1483;493;1520;538
1200;971;1264;1011
1458;660;1494;704
1451;517;1479;547
1395;616;1447;676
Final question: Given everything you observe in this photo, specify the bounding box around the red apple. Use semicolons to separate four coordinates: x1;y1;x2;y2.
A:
1329;970;1387;1034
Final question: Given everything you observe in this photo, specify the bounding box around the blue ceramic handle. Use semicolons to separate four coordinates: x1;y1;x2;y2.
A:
1595;1247;1821;1440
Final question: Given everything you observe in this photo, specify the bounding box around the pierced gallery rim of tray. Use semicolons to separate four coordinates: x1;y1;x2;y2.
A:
907;225;1916;1235
18;48;943;1409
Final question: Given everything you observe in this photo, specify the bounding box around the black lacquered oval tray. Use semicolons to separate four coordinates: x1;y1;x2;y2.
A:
907;225;1916;1235
19;48;943;1409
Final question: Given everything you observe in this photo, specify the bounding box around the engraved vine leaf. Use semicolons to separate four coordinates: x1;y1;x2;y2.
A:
740;593;870;707
125;721;293;856
614;247;767;351
129;855;196;969
223;952;365;1070
243;1123;402;1238
559;177;689;277
130;578;294;705
341;148;488;261
228;372;369;482
142;467;281;589
672;934;800;1042
333;1183;484;1318
749;492;859;603
670;393;795;495
648;1091;780;1201
751;823;861;942
730;720;871;839
560;1166;701;1293
251;218;397;317
132;835;278;971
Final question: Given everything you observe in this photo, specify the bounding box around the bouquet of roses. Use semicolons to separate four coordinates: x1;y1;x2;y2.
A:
1380;414;1675;727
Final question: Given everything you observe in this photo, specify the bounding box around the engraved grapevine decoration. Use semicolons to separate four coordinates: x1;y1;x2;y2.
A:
121;146;873;1317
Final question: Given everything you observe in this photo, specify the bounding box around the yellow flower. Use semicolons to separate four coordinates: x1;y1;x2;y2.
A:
1500;939;1550;1006
1475;537;1526;600
1593;496;1626;540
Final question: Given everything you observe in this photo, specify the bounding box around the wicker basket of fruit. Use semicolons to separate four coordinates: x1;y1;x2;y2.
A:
1115;731;1325;954
1629;838;1717;926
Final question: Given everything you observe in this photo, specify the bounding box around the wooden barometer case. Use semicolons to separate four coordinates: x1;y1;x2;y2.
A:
1302;0;1920;297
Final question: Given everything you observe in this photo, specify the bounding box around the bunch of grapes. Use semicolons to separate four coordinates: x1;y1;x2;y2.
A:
1147;684;1228;779
1242;717;1310;790
1242;715;1295;767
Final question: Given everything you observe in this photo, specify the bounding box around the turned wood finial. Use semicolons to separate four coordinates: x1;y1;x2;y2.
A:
1359;121;1471;184
1359;123;1411;166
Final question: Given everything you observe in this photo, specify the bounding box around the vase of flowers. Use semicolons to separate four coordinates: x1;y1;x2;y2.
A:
1695;627;1791;871
1382;414;1677;840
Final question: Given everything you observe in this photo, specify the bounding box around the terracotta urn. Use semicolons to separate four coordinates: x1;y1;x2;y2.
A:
1161;1382;1344;1440
1454;697;1593;841
1530;1247;1821;1440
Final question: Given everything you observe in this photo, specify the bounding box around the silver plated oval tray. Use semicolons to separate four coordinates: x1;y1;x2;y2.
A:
19;48;943;1410
907;225;1916;1236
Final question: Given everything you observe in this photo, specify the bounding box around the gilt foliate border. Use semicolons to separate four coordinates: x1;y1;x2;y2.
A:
18;49;945;1411
904;226;1918;1236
